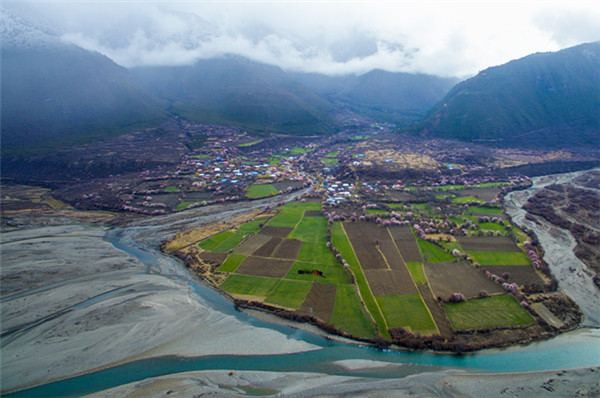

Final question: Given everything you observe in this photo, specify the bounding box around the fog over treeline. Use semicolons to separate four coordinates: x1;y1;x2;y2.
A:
3;1;599;77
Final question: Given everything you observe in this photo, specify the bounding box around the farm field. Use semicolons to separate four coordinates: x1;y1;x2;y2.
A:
180;186;566;349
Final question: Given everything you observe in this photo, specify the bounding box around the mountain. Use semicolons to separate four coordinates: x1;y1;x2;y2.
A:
130;56;336;136
1;12;168;152
416;42;600;148
291;70;458;125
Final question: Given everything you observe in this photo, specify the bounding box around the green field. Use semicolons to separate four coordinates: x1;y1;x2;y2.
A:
330;284;377;338
452;196;484;204
220;274;279;297
238;139;264;147
406;262;427;284
267;209;304;228
297;242;337;265
174;201;194;211
237;219;264;234
289;215;328;242
199;231;234;251
264;279;312;309
200;231;246;253
445;295;535;329
322;158;339;165
417;239;455;263
478;222;506;232
332;222;389;338
376;295;436;331
217;254;247;273
468;206;503;214
247;184;278;199
468;251;531;266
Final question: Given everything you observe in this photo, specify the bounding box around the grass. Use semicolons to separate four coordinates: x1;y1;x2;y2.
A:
247;184;278;199
406;262;427;284
468;206;503;214
452;196;484;204
213;233;247;253
416;239;455;263
376;295;436;331
237;219;264;234
217;254;247;273
322;158;339;165
297;242;337;265
468;251;531;266
219;274;279;297
280;201;321;210
445;294;535;330
289;215;328;242
164;186;178;192
199;231;235;251
330;284;377;338
326;151;338;157
238;139;263;147
332;222;389;338
174;201;194;211
264;279;312;309
438;240;463;253
288;146;311;155
199;231;246;253
267;209;304;228
478;222;506;232
285;261;351;285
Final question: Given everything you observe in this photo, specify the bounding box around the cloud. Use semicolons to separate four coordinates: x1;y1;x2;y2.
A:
5;1;600;77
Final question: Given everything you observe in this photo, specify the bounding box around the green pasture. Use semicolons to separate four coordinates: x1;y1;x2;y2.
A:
217;254;247;273
289;215;328;242
468;206;503;214
238;139;263;147
468;251;531;266
267;209;304;228
417;239;455;263
322;158;339;165
376;294;436;331
264;279;312;309
237;219;264;234
445;294;535;330
220;274;279;297
174;201;194;211
280;201;321;211
199;231;234;251
297;242;337;265
330;284;377;338
247;184;278;199
452;196;484;204
478;222;506;232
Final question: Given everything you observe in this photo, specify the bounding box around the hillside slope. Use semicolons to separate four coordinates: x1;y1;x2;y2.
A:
416;42;600;148
1;12;168;152
130;57;336;136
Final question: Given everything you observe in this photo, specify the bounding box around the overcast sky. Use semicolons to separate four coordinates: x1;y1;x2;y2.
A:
5;1;599;77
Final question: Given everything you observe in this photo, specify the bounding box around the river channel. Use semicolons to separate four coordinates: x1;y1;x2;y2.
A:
6;174;600;397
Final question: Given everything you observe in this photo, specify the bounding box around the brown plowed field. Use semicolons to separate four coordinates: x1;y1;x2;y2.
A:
395;241;422;262
457;236;521;252
457;187;502;202
198;251;228;265
364;269;418;296
389;226;414;241
253;237;283;257
234;234;272;255
304;210;322;217
298;282;337;323
379;238;407;270
416;283;453;338
424;261;505;300
272;239;303;260
235;256;294;278
484;265;544;286
343;222;387;270
260;226;294;238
